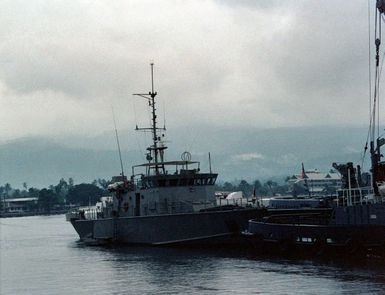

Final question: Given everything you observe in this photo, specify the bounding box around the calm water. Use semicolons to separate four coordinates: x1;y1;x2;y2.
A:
1;215;385;295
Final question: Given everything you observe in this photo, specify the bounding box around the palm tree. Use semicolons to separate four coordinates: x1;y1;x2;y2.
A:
266;180;274;196
4;183;11;198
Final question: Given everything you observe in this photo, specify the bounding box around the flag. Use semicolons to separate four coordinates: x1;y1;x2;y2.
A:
301;163;307;179
301;163;311;197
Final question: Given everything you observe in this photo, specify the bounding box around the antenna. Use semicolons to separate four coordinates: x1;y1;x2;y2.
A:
111;106;125;178
208;152;212;174
163;96;167;130
151;62;155;94
133;62;167;175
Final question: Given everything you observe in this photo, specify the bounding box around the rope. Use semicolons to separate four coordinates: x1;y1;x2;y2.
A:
132;96;145;163
377;16;381;139
369;7;382;144
372;10;378;143
363;4;384;170
362;1;374;168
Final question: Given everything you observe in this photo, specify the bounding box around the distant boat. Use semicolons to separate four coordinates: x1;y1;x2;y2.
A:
66;63;260;246
242;3;385;258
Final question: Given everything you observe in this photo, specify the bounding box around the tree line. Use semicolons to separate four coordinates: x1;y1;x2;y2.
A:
0;178;109;213
1;178;289;213
215;179;289;197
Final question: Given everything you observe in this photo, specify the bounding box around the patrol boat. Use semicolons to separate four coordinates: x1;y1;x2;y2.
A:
66;63;259;246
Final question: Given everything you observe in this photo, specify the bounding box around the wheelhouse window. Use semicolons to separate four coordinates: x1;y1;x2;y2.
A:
142;174;217;188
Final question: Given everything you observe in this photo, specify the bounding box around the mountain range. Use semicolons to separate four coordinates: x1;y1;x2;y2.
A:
1;125;371;188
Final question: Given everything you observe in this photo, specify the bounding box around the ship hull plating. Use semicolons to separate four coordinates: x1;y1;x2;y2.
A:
70;208;259;246
243;204;385;257
245;223;385;257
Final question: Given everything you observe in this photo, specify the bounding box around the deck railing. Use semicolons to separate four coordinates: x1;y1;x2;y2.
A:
216;197;261;208
68;197;260;220
336;186;374;206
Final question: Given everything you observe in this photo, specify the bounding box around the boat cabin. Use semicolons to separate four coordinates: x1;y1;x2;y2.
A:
107;160;218;218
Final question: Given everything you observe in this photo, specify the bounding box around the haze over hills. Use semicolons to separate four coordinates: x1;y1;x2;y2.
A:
1;125;371;188
0;1;379;190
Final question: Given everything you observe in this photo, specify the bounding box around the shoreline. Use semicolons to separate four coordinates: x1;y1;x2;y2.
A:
0;210;67;218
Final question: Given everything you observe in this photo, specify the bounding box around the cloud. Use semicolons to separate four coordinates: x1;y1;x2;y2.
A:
0;80;112;140
232;152;265;162
0;0;379;141
343;146;362;154
274;153;300;166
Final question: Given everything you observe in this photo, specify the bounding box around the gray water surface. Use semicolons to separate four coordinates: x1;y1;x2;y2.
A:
1;215;385;294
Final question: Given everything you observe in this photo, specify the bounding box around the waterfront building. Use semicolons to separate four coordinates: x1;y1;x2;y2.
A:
287;169;342;197
2;197;38;213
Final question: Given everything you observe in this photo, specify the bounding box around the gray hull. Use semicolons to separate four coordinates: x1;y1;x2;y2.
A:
243;204;385;257
70;208;259;246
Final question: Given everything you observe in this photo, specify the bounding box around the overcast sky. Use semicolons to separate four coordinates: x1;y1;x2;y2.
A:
0;0;381;142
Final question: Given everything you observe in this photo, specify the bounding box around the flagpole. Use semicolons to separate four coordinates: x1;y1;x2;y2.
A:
302;163;311;198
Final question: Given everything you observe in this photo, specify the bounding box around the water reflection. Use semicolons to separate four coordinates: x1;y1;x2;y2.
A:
79;246;225;294
2;215;385;295
75;244;385;294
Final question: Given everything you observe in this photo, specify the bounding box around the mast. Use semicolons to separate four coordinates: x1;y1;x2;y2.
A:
149;62;159;172
134;63;166;175
111;106;125;179
370;1;385;195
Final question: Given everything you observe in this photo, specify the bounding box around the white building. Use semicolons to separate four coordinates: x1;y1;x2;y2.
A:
287;169;342;197
3;197;38;212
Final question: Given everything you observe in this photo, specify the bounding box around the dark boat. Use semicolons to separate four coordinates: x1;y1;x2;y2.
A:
244;163;385;257
242;1;385;258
